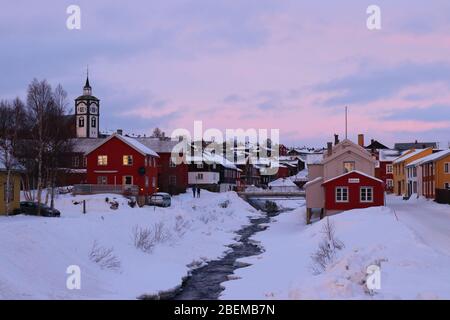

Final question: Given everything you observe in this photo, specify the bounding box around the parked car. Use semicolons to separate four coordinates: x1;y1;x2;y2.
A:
148;193;171;207
13;201;61;217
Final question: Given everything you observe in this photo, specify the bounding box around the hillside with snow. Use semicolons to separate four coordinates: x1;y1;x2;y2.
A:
0;191;259;299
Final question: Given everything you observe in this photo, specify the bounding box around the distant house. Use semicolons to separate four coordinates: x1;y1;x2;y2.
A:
0;150;22;215
357;134;396;193
305;137;384;221
136;138;188;195
394;141;437;152
268;177;300;192
83;133;159;198
187;150;241;192
405;149;450;199
392;148;433;197
378;149;400;193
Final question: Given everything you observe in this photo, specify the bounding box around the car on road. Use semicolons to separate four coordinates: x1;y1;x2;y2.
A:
13;201;61;217
148;192;171;207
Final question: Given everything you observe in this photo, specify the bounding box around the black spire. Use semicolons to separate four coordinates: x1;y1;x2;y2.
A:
84;75;91;89
83;67;92;95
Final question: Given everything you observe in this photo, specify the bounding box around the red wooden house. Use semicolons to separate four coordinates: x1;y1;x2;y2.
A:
136;138;188;195
322;170;384;212
84;133;159;196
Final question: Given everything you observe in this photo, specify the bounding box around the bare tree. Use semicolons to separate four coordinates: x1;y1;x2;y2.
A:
26;79;54;215
0;98;26;215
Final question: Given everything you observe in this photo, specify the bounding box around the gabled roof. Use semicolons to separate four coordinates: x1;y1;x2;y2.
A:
392;148;431;164
84;133;159;157
394;142;437;151
322;170;383;185
322;139;374;165
365;140;389;150
406;149;450;167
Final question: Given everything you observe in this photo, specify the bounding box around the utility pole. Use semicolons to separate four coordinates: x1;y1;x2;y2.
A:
345;106;348;140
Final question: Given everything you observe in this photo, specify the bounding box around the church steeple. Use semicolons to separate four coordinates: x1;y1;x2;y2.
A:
83;67;92;96
75;69;100;139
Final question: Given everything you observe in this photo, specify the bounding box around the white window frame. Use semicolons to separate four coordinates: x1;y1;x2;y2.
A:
386;164;393;174
360;187;374;203
123;155;133;166
335;186;349;203
97;155;108;166
445;163;449;174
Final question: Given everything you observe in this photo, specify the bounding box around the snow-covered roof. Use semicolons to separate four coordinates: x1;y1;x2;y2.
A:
186;151;240;171
304;176;323;187
135;138;179;153
291;168;309;182
305;153;323;165
84;133;159;157
392;148;428;164
71;138;105;153
269;177;298;187
0;148;24;171
322;170;383;184
379;149;401;162
406;149;450;167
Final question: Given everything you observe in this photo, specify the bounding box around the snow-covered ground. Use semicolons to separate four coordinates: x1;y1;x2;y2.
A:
222;196;450;300
0;190;259;299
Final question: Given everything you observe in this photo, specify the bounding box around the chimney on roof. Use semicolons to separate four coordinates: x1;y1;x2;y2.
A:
334;134;339;146
327;142;333;156
117;129;123;135
415;139;418;144
358;134;364;147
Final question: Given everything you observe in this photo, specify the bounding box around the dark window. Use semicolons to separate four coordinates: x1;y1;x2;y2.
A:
78;117;85;127
91;117;96;128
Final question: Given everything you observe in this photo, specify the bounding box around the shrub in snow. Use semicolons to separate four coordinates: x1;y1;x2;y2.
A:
88;241;121;271
219;200;230;208
311;217;345;275
132;222;171;253
128;197;137;208
174;215;190;237
264;200;279;213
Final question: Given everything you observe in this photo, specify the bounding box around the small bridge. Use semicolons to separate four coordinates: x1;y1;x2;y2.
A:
238;191;305;201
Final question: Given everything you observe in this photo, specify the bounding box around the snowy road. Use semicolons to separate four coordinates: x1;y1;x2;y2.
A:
387;196;450;256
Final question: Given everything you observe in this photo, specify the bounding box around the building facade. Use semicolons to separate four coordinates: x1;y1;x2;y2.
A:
85;133;159;197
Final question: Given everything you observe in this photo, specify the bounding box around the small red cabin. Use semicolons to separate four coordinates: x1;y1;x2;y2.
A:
85;133;159;196
323;170;384;212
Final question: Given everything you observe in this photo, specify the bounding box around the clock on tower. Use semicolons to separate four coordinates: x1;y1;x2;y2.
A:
75;74;100;138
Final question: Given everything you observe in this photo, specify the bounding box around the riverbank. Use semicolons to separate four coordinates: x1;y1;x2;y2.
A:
0;190;260;299
221;197;450;299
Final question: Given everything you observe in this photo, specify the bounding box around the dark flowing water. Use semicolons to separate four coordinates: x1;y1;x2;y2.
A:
170;214;274;300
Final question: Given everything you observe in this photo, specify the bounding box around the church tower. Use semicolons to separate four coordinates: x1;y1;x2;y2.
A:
75;74;100;138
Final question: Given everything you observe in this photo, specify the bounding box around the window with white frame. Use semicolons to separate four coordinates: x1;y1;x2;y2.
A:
386;164;393;174
335;187;349;202
123;155;133;166
386;179;393;188
445;163;449;174
343;161;355;173
72;156;79;167
360;187;373;202
97;155;108;166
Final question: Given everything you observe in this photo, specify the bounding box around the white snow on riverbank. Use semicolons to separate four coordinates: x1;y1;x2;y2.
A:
0;190;259;299
221;196;450;300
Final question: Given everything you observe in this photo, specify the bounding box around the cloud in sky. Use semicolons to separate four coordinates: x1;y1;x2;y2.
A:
0;0;450;146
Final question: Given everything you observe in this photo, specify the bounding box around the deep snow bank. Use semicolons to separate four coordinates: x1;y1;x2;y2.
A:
0;190;259;299
222;203;450;300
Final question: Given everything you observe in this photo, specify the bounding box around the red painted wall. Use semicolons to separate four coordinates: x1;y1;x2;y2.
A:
378;161;394;193
86;136;158;196
323;171;384;211
156;152;188;194
276;166;290;179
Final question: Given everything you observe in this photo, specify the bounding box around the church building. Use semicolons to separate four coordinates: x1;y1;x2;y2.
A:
75;75;100;138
